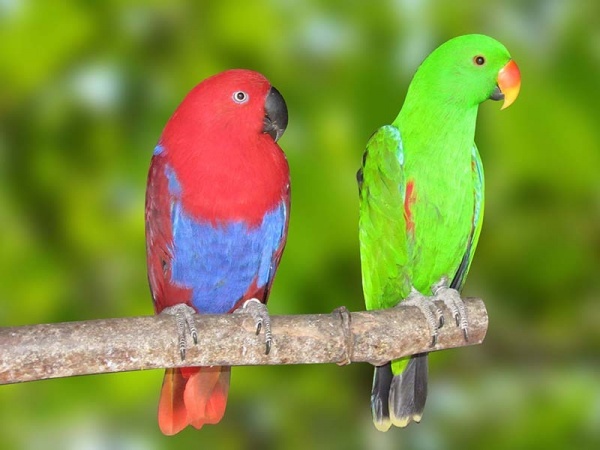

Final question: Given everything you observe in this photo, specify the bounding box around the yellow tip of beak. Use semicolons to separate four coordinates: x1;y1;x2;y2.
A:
498;59;521;110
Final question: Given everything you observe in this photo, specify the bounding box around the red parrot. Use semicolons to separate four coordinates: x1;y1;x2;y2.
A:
145;69;290;435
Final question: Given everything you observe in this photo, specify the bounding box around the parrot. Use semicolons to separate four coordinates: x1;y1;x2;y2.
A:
357;34;521;431
145;69;290;435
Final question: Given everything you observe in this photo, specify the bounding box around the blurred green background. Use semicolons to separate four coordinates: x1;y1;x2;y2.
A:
1;0;599;449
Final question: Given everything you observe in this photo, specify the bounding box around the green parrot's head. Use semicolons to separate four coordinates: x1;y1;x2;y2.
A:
413;34;521;110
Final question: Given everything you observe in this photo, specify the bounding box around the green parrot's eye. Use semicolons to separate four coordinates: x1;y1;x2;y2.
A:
474;56;485;66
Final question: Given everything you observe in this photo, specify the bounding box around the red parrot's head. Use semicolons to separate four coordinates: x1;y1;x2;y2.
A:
164;69;288;146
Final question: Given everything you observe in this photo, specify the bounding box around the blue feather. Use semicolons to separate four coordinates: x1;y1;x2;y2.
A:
169;202;286;313
161;162;286;313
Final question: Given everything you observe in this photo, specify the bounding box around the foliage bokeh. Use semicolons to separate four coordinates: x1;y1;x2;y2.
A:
1;1;599;449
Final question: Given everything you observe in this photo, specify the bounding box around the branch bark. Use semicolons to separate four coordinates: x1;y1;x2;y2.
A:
0;298;487;385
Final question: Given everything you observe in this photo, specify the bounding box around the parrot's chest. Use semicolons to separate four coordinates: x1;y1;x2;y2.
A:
170;202;287;314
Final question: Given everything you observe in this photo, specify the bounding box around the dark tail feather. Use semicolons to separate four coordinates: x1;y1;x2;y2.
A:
371;354;428;431
389;353;428;427
371;363;394;431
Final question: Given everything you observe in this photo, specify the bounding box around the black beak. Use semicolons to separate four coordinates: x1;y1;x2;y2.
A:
263;86;288;142
489;85;505;102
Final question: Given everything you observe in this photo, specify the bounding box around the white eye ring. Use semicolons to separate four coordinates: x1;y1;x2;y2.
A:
232;91;249;104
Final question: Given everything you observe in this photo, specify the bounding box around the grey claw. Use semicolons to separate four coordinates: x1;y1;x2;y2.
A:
161;303;198;361
433;280;470;340
263;318;272;355
237;298;273;355
402;289;442;346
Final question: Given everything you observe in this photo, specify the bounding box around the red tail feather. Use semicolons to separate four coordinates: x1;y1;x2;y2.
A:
203;367;231;424
158;369;188;435
157;366;231;435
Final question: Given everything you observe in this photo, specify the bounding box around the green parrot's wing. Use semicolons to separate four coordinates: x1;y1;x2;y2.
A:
358;125;410;310
451;144;485;290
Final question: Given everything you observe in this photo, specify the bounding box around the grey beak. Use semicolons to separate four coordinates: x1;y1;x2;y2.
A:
263;86;288;142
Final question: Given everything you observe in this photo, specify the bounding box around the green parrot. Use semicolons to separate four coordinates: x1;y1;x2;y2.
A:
357;34;521;431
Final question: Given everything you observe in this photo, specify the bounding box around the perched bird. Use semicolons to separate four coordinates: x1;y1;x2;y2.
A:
145;69;290;435
357;34;520;431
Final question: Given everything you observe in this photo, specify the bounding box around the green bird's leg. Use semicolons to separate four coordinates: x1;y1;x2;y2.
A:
432;277;469;341
401;288;445;346
400;276;470;346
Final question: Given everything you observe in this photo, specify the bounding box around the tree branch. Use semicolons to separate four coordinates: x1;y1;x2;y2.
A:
0;298;487;385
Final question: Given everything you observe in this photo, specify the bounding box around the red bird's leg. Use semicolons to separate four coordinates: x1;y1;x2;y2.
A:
160;303;199;360
432;277;469;341
235;298;272;354
400;288;444;347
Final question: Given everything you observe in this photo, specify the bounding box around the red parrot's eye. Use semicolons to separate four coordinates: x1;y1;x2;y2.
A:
473;55;485;66
232;91;249;104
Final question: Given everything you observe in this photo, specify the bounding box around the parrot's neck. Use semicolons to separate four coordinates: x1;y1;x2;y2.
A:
394;99;478;167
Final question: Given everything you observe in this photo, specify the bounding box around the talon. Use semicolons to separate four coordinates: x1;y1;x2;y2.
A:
432;278;470;340
402;289;443;345
236;298;273;354
263;317;272;355
160;303;199;361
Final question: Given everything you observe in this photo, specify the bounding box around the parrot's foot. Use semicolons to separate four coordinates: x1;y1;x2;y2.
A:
236;298;272;355
432;277;469;341
402;288;444;346
160;303;198;360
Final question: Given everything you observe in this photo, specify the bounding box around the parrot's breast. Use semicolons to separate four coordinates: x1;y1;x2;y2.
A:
170;201;287;314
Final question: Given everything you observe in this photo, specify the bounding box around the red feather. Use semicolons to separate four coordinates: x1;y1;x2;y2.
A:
157;369;188;435
157;367;231;435
145;152;193;312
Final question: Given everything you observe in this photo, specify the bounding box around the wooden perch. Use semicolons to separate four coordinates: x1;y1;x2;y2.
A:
0;298;487;385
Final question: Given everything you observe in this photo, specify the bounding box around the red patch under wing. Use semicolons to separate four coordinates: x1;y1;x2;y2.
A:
404;179;416;234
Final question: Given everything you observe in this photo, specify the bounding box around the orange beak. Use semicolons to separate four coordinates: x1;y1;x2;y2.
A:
497;59;521;110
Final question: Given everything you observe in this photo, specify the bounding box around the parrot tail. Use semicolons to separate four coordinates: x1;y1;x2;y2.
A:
157;366;231;435
371;353;428;431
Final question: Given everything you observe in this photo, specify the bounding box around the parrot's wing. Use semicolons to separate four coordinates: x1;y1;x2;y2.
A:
358;125;410;310
145;150;192;313
451;144;485;290
258;189;290;304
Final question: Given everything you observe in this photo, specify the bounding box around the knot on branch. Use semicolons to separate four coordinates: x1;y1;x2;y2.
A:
333;306;354;366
